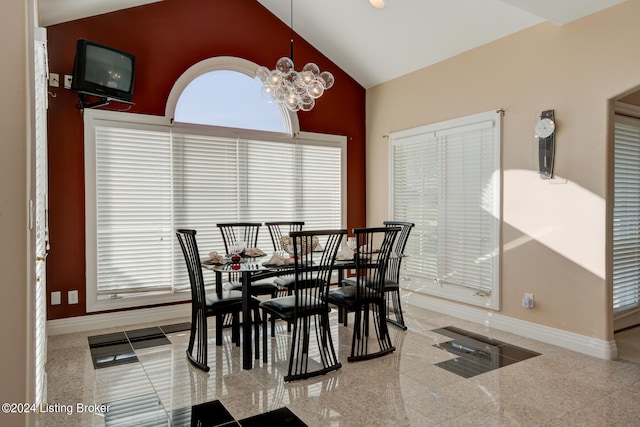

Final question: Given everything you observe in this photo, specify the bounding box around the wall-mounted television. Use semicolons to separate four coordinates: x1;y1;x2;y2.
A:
71;38;136;107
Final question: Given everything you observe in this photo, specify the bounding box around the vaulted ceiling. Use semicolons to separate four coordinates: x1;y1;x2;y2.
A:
39;0;627;88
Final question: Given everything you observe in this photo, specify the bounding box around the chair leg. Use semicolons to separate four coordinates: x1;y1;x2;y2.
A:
253;307;260;360
187;308;210;372
376;300;394;353
232;313;240;347
187;309;197;356
363;304;370;338
284;312;342;382
271;316;276;336
262;311;269;363
287;287;293;332
216;314;223;346
285;318;301;381
349;308;362;361
387;288;408;330
348;301;395;363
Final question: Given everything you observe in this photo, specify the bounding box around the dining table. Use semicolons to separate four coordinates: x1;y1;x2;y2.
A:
202;254;295;369
202;252;357;370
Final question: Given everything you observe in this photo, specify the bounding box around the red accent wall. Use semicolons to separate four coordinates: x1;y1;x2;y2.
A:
45;0;366;320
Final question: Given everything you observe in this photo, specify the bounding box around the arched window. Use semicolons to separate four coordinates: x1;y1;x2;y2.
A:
166;56;297;135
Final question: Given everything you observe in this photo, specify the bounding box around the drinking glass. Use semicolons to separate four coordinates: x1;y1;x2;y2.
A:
231;240;246;255
346;237;357;252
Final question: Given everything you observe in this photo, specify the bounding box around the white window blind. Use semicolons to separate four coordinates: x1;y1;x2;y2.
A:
88;117;343;304
95;127;174;295
172;132;242;282
298;144;342;229
242;139;298;249
613;116;640;313
390;111;501;299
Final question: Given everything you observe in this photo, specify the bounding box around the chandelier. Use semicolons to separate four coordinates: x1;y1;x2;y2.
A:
255;0;334;112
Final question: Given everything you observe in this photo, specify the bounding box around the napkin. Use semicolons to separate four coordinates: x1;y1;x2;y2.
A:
203;251;227;265
335;248;354;261
262;253;295;267
244;247;266;257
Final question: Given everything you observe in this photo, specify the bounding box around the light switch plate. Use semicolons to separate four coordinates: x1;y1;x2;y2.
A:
64;75;73;89
68;290;79;304
51;291;61;305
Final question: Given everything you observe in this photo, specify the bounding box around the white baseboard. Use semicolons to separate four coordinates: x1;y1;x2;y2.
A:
47;304;191;336
47;291;618;361
406;291;618;360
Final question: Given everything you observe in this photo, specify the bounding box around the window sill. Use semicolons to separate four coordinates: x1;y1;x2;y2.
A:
87;288;192;313
400;275;499;310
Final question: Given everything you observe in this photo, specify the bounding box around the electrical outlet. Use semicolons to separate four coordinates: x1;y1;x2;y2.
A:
51;291;61;305
522;293;534;309
68;290;79;304
49;72;60;88
64;75;73;89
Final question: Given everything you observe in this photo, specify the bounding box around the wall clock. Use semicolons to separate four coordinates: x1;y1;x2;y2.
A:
535;110;555;179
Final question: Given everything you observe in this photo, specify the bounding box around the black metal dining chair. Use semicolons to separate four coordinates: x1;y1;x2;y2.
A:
216;222;279;298
265;221;305;252
259;229;346;381
176;229;261;372
383;220;415;330
327;226;400;362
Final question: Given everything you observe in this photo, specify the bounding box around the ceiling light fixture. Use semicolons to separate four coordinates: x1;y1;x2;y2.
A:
255;0;334;112
369;0;387;9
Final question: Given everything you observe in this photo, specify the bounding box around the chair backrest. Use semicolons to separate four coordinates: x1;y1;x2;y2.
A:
176;229;207;310
383;221;415;284
265;221;305;252
291;229;346;308
353;226;400;298
216;222;262;254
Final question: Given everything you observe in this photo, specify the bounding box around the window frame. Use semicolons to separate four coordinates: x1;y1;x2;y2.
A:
389;110;502;310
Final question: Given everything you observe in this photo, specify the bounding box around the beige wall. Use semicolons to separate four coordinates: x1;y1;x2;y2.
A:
367;0;640;341
0;0;30;425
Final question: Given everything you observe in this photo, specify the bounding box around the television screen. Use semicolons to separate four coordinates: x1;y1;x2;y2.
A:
71;39;135;103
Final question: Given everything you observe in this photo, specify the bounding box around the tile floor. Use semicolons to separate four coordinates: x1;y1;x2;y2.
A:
39;304;640;426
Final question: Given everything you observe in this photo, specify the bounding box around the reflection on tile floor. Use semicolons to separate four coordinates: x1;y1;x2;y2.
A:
88;323;188;369
41;305;640;426
432;326;540;378
88;332;138;370
105;397;307;427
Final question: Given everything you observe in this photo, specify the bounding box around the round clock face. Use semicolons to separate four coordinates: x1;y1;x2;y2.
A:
535;118;555;139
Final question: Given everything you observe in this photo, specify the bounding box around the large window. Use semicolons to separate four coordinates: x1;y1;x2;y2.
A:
390;110;501;309
613;108;640;315
85;111;344;311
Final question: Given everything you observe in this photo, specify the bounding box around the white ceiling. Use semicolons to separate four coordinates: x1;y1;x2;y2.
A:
38;0;627;89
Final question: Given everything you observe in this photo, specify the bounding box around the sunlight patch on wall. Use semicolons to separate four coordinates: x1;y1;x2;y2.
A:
502;169;605;279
